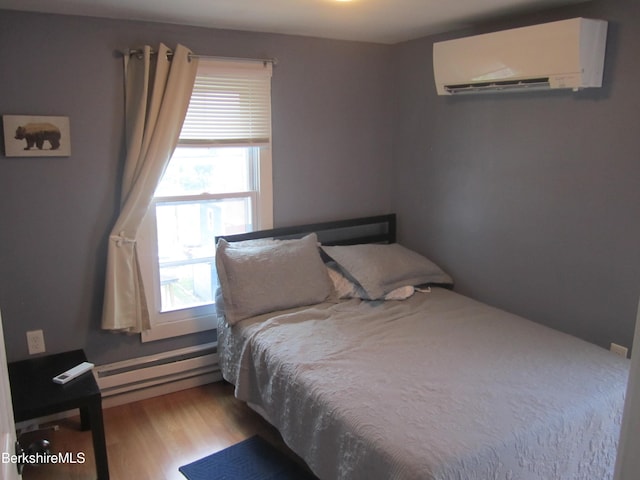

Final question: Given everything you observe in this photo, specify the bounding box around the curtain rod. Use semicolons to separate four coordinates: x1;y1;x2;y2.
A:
124;48;277;66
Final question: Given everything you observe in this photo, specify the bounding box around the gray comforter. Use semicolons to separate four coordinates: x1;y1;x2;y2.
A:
219;288;629;480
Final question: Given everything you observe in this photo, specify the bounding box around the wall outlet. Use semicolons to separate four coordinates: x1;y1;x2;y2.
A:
610;342;628;358
26;329;46;355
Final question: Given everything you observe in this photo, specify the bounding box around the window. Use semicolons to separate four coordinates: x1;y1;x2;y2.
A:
139;58;273;342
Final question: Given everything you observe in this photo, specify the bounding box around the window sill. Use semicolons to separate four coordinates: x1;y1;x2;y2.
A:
140;315;216;342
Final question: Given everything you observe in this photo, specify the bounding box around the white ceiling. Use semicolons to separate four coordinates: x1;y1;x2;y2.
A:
0;0;585;44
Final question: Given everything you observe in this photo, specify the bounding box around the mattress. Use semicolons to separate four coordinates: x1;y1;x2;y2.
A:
219;288;629;480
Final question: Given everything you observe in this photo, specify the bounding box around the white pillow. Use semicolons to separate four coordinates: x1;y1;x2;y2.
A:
383;286;415;301
326;263;361;299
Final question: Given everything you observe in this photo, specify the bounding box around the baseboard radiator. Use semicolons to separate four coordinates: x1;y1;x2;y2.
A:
95;342;222;408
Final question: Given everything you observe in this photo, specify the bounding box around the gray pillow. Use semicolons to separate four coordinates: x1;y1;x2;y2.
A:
322;243;452;300
216;233;332;324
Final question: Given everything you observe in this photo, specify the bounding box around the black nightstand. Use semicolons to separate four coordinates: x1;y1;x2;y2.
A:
8;349;109;479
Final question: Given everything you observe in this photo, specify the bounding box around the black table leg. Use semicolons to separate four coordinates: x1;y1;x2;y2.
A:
80;405;90;431
88;397;109;480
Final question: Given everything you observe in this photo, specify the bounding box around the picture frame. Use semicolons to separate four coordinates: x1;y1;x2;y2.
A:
2;115;71;157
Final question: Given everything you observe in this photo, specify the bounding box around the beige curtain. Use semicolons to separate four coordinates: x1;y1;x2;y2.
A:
102;44;198;333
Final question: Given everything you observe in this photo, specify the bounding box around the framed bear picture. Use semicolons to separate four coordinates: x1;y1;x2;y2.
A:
3;115;71;157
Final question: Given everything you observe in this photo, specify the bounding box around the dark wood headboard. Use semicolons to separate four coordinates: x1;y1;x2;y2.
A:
215;214;396;246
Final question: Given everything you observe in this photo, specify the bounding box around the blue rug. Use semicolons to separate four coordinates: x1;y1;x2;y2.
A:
179;435;317;480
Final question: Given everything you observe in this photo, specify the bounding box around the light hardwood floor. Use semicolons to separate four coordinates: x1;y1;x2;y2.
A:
20;381;308;480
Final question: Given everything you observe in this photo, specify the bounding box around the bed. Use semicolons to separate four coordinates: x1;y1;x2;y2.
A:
214;214;629;480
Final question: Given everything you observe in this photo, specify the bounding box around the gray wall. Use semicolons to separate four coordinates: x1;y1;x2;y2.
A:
1;0;638;365
0;11;393;363
391;0;640;350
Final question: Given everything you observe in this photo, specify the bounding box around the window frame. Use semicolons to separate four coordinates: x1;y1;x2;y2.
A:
138;59;273;343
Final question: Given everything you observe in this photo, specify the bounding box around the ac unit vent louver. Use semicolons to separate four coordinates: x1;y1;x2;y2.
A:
445;77;551;94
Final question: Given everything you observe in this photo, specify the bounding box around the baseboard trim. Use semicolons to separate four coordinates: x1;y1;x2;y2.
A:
101;371;222;409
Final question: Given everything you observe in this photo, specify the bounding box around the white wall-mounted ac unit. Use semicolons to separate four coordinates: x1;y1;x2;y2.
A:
433;18;608;95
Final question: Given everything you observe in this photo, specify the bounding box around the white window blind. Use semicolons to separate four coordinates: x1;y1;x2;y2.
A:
180;59;273;145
